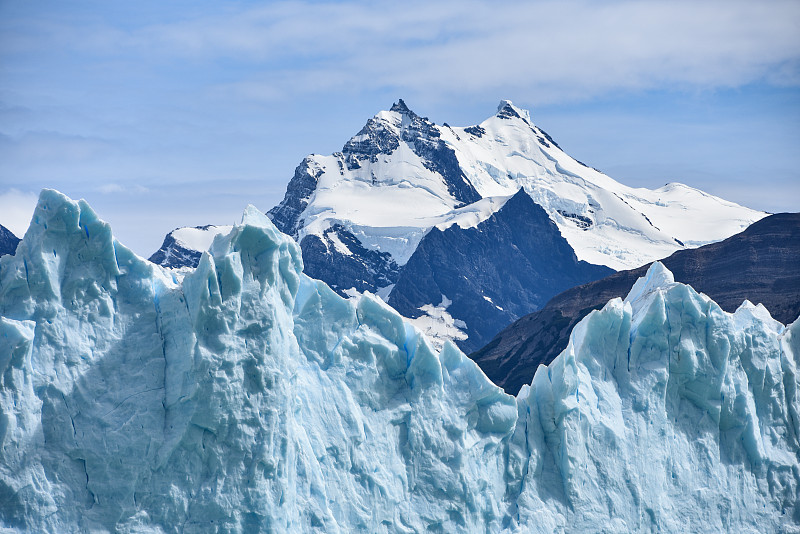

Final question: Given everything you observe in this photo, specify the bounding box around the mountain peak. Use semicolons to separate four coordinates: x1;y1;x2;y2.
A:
390;98;414;115
496;99;531;123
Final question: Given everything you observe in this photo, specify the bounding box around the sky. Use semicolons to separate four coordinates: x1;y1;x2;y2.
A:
1;0;798;256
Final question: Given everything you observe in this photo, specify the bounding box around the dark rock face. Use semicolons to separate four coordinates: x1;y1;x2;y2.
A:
148;231;203;269
464;125;485;138
471;212;800;395
556;210;592;229
533;126;561;150
496;102;526;122
268;157;324;237
387;189;613;353
342;113;401;160
0;224;20;257
300;224;400;295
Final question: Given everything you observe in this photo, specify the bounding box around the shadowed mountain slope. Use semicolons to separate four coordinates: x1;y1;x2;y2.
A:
388;189;613;353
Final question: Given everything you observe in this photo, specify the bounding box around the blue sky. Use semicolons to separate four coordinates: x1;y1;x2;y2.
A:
1;0;798;256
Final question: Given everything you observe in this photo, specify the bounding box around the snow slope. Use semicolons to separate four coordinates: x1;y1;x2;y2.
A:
1;191;797;532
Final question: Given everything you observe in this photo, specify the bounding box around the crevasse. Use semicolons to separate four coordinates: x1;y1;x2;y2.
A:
0;190;797;533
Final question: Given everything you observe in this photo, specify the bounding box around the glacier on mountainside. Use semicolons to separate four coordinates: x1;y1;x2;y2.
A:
1;190;798;533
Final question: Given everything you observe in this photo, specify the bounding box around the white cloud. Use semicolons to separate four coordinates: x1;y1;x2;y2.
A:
128;0;800;104
0;189;38;238
98;183;149;194
5;1;798;105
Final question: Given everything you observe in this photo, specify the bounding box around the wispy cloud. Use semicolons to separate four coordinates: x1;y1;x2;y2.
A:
4;1;799;105
97;183;150;194
0;130;114;163
92;1;800;103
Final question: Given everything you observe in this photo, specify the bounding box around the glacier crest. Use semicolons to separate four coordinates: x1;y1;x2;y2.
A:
0;190;798;532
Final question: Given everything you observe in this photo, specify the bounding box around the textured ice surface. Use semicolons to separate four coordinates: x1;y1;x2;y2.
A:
1;191;798;532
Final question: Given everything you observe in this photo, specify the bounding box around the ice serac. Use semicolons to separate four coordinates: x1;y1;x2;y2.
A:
0;191;515;532
1;192;798;532
509;262;800;532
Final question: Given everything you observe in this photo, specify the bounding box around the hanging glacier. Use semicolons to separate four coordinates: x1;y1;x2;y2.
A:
0;190;798;532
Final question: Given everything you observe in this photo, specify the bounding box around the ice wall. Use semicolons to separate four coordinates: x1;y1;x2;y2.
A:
508;263;800;532
0;190;797;532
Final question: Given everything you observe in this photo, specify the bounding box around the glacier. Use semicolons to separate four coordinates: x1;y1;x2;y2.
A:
1;190;798;532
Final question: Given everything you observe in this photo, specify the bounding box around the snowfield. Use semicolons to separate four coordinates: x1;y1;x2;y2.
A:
1;190;797;532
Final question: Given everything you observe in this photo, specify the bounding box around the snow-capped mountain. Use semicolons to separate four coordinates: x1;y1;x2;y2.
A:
0;224;20;257
269;99;764;275
2;190;797;532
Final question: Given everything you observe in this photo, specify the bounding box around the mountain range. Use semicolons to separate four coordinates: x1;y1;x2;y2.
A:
152;100;764;350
